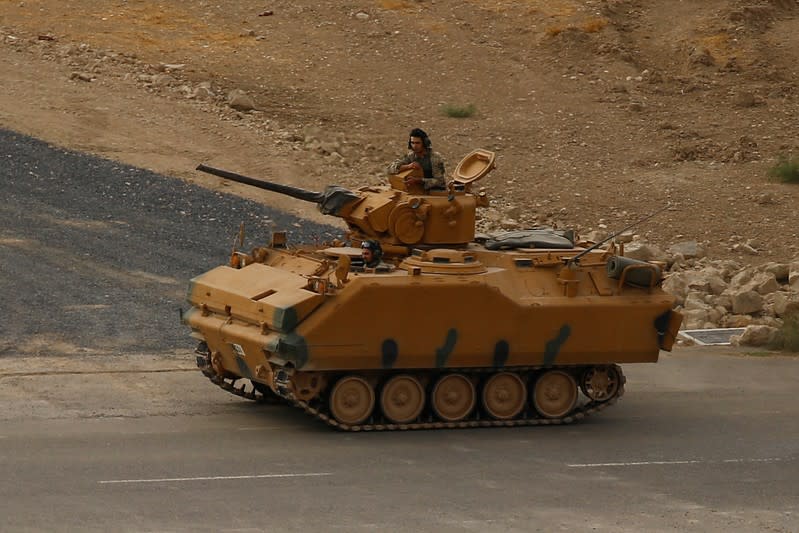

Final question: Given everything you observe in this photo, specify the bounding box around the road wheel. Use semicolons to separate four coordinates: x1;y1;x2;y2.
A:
329;376;375;425
432;374;475;422
532;370;578;419
482;372;526;420
380;375;425;424
580;365;621;402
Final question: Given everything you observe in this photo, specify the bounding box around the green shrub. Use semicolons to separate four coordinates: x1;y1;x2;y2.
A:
767;155;799;183
441;104;476;118
780;312;799;353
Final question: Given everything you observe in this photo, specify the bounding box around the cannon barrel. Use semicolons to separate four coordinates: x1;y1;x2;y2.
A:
196;164;324;203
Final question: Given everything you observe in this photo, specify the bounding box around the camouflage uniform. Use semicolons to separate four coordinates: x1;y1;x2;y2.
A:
387;150;446;191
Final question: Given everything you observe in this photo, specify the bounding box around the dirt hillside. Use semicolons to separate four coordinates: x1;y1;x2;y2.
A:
1;0;798;263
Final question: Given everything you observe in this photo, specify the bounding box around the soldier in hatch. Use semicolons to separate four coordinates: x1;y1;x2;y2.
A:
387;128;446;191
360;240;384;268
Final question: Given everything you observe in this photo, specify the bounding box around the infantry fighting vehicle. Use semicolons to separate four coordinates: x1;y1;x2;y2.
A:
183;150;682;431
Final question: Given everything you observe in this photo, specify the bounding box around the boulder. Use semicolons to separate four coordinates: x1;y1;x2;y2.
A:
682;308;711;330
227;89;256;112
663;270;727;301
707;293;733;312
731;290;764;315
706;306;725;325
715;260;744;280
730;269;779;295
761;262;790;283
667;240;706;260
684;292;710;311
191;84;213;99
749;272;780;295
730;267;754;288
662;272;689;304
730;325;781;347
624;241;668;262
772;291;799;318
790;262;799;291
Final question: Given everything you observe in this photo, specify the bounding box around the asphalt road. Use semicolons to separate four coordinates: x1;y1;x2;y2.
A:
1;128;798;532
0;128;337;355
0;351;797;533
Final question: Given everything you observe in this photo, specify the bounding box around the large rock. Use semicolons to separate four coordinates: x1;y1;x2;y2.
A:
227;89;256;111
624;241;668;262
190;82;213;99
772;291;799;318
750;272;780;295
667;240;706;260
682;308;711;330
761;262;790;283
662;272;689;304
730;269;779;295
758;316;784;329
729;267;754;288
707;293;733;312
715;260;744;280
685;270;726;294
707;306;726;325
730;325;781;347
684;291;711;311
731;289;764;315
663;270;727;302
790;262;799;291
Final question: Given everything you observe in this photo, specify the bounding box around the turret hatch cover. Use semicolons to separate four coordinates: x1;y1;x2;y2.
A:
401;249;487;274
452;149;496;186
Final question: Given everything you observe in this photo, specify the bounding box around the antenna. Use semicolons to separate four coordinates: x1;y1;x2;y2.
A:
568;204;671;265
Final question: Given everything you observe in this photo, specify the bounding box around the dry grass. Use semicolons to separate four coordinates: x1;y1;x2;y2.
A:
13;3;257;59
546;17;609;37
580;17;609;33
379;0;414;10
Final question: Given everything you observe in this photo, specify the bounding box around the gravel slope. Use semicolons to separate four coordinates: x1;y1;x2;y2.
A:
0;128;338;356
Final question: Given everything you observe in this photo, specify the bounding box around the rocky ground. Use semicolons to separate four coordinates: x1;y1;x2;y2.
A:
1;0;798;266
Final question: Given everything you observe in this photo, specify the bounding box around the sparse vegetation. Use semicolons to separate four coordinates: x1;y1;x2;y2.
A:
779;312;799;352
743;351;773;357
580;18;609;33
765;312;799;353
546;17;609;37
441;103;476;118
767;155;799;183
379;0;412;9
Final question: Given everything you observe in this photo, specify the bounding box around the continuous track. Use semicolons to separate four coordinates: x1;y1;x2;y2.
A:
198;355;625;431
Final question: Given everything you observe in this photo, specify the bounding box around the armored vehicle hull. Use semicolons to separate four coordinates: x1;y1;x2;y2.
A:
185;241;682;430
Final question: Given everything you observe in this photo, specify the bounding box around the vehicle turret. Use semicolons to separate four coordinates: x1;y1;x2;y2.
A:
196;149;495;252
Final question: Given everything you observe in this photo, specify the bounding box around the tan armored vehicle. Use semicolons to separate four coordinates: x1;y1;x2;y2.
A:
184;151;682;431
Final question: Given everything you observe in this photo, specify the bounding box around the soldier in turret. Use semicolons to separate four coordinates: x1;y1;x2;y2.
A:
387;128;446;191
360;240;384;268
359;240;392;272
